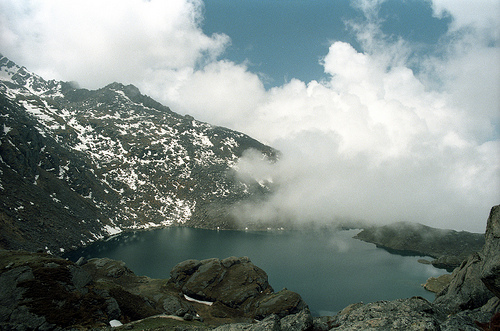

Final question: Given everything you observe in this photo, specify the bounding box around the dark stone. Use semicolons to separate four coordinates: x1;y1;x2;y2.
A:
253;290;307;319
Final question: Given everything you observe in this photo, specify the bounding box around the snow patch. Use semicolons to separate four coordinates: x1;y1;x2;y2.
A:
103;224;122;235
183;294;214;306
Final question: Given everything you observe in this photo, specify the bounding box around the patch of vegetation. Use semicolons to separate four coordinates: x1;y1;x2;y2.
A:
18;262;110;328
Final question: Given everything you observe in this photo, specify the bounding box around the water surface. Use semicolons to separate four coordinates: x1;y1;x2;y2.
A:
65;227;440;316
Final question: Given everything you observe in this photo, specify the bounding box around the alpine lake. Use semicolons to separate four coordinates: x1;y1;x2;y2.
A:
64;226;441;316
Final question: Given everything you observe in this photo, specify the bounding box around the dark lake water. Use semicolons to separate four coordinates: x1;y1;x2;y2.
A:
65;227;440;316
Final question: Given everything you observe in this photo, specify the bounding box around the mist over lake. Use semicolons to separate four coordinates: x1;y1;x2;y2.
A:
65;227;440;316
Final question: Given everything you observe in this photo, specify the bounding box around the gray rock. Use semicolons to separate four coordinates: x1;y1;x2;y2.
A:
434;252;493;312
481;205;500;298
169;257;306;321
439;307;494;331
331;297;445;330
170;259;203;287
183;258;226;300
253;289;307;319
434;205;500;313
213;314;280;331
279;308;313;331
8;305;52;331
75;256;87;266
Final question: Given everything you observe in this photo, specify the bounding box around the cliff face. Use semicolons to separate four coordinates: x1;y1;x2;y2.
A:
434;205;500;312
0;55;278;253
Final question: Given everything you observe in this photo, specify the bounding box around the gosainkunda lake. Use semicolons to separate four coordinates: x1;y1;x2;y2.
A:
65;227;440;316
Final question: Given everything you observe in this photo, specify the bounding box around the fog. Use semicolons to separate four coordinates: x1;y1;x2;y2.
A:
1;0;498;232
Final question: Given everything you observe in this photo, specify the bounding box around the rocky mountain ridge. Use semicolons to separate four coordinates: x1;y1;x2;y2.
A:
0;55;277;253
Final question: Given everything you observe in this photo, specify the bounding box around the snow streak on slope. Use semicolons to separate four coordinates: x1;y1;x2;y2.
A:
0;55;276;251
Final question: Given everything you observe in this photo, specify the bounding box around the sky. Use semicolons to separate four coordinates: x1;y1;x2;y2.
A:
0;0;499;232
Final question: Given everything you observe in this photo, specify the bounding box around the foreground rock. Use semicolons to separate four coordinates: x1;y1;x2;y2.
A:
0;251;307;329
325;296;497;331
354;221;485;271
434;205;500;313
168;256;306;322
331;204;499;330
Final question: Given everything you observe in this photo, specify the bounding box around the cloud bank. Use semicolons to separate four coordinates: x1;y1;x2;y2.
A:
1;0;498;232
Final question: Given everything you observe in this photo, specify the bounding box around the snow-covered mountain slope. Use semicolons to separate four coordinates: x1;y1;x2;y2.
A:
0;55;277;253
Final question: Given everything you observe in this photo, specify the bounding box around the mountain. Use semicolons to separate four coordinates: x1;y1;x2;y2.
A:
0;55;278;253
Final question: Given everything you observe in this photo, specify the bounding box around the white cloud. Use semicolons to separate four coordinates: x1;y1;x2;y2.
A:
223;2;499;232
154;60;267;130
0;0;497;232
431;0;500;34
228;38;499;232
0;0;229;89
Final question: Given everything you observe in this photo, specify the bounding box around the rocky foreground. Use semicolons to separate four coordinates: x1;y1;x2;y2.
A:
1;205;499;330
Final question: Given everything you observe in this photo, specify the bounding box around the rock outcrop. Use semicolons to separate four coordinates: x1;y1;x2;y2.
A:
434;205;500;314
481;205;500;299
0;251;307;329
168;256;307;321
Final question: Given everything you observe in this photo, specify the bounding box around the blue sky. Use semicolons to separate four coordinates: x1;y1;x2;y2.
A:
202;0;450;88
0;0;499;231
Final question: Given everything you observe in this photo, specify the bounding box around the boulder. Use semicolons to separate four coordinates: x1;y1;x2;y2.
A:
279;308;313;330
168;256;307;320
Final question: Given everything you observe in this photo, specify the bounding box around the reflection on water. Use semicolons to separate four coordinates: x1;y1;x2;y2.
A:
65;227;439;316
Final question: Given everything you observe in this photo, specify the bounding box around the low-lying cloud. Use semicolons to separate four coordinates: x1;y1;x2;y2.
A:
1;0;498;232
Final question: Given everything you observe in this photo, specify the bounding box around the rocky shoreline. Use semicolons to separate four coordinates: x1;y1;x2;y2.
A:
354;221;485;271
1;205;499;330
